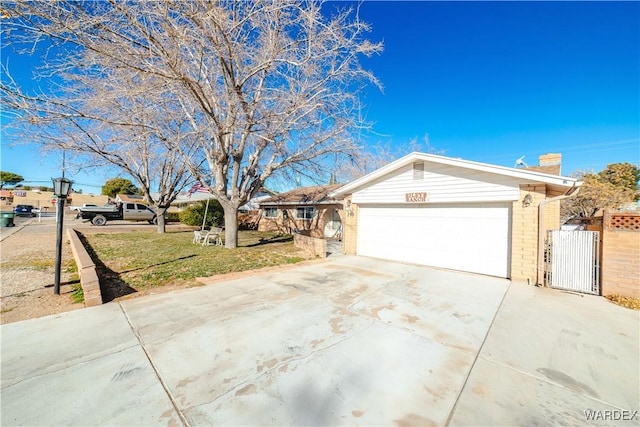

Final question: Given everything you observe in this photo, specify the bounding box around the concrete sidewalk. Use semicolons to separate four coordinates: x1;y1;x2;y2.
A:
1;256;638;426
449;284;639;426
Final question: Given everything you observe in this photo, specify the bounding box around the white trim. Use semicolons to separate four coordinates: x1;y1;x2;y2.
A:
259;201;339;207
330;152;581;197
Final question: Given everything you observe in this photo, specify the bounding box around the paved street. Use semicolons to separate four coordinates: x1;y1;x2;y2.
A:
1;255;638;426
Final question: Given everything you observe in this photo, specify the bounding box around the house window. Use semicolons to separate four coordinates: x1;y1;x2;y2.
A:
413;162;424;180
264;207;278;218
295;206;316;220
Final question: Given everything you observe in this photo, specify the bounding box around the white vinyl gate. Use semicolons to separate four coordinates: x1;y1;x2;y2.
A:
545;230;600;294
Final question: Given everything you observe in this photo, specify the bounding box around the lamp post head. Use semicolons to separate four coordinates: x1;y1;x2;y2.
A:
52;177;73;197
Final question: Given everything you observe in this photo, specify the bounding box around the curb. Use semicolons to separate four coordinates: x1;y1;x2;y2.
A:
195;256;330;285
0;224;25;242
67;228;104;307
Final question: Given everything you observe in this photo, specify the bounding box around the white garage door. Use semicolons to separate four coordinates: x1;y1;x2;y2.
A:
357;203;511;277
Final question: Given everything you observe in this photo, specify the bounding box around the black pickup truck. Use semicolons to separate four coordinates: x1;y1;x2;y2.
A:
78;202;158;226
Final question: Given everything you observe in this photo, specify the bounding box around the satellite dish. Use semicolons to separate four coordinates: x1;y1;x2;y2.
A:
514;156;528;168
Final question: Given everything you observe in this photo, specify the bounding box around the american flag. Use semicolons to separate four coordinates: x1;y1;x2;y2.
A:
187;181;210;197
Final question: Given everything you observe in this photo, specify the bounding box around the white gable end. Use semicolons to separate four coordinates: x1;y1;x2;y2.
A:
352;162;520;204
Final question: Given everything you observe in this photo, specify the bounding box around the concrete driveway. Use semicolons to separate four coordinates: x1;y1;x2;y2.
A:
1;256;638;426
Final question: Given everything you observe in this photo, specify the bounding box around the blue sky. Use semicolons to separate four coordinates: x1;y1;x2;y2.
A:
1;1;638;193
356;1;639;173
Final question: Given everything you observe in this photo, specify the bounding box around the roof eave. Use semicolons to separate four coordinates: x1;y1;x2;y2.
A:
330;152;581;197
259;200;340;207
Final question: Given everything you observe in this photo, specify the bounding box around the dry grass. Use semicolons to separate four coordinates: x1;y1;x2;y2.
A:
1;251;69;270
605;295;640;310
81;230;310;297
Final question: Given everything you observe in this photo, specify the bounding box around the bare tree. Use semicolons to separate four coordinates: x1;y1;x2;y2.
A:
337;134;446;182
1;0;382;246
2;59;197;232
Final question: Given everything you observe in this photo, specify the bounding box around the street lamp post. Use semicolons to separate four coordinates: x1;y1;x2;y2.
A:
52;177;73;295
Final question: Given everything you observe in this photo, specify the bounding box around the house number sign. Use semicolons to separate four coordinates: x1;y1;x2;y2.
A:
405;192;428;203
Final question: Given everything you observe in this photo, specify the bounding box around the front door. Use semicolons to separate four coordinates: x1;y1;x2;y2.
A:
323;209;342;238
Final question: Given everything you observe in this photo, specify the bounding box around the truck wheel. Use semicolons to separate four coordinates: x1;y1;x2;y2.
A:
92;215;107;226
152;217;158;225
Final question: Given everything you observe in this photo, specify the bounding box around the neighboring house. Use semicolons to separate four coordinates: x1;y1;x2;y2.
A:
114;194;145;204
0;190;14;207
163;191;214;213
330;152;580;283
0;189;108;211
561;211;604;231
239;190;276;213
161;189;275;214
258;184;343;239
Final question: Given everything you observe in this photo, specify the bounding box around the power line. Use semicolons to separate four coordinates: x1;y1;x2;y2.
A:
15;180;104;188
474;138;639;164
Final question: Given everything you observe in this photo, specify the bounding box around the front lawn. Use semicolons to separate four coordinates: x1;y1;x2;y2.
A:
81;230;309;300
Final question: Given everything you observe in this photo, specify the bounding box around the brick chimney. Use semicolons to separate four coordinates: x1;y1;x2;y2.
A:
539;153;561;166
538;153;562;175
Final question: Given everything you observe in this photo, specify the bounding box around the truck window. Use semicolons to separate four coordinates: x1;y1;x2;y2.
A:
126;203;135;209
135;204;147;210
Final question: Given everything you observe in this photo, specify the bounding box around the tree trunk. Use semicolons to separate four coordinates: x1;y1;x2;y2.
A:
155;206;167;233
222;204;239;248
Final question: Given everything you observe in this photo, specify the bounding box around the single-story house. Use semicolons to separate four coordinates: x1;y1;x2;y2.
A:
163;191;214;213
0;189;108;211
115;194;145;204
160;189;275;214
561;211;604;231
330;152;581;283
239;190;278;213
258;184;343;239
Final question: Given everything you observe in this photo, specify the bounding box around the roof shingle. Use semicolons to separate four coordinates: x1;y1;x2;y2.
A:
259;184;342;206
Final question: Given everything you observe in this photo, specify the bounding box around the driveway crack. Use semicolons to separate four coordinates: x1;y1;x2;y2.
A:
444;281;511;426
119;303;190;427
478;356;630;411
1;343;139;390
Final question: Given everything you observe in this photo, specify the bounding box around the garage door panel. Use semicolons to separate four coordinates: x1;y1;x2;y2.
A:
357;204;510;277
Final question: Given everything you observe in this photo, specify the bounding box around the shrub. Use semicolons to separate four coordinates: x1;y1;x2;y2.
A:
179;200;224;228
166;212;181;222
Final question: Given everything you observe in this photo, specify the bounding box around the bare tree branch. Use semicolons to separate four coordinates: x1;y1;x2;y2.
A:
2;0;382;245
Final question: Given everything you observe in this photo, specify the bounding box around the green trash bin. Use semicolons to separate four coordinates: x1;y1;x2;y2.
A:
1;212;15;227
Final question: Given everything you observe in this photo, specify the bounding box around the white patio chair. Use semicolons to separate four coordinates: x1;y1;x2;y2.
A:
193;230;206;244
202;227;223;246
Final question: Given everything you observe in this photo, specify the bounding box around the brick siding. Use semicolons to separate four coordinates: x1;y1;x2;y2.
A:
293;233;327;258
510;184;547;282
601;211;640;297
258;205;341;239
343;196;358;255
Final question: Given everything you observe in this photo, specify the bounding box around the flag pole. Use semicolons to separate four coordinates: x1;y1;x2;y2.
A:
201;197;210;231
